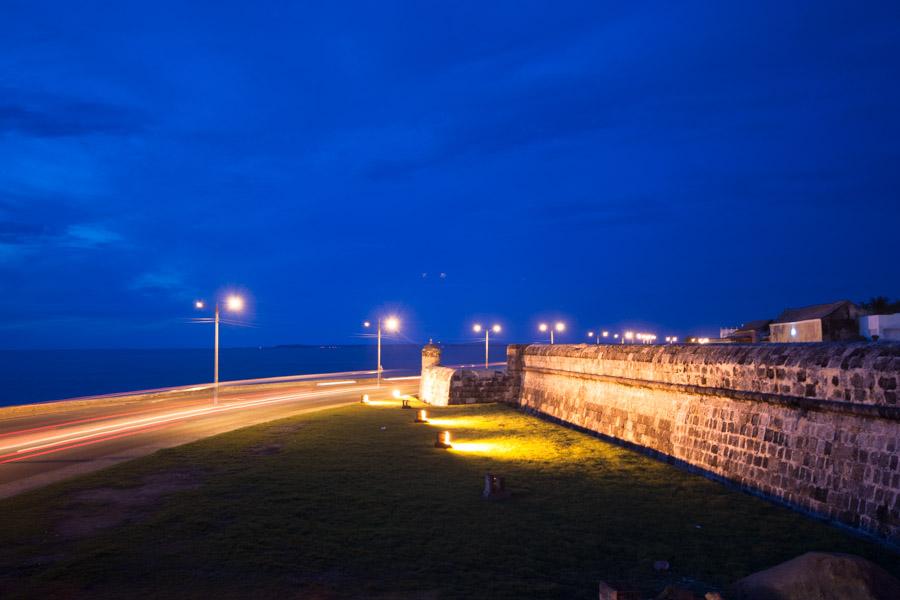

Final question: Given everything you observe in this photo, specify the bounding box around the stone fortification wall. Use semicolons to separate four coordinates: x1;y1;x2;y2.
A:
418;366;456;406
516;342;900;545
419;366;511;406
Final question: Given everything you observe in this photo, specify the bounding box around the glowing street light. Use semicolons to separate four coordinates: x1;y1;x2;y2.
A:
194;293;245;401
473;323;501;368
624;331;635;344
364;316;400;386
587;329;610;345
539;322;565;344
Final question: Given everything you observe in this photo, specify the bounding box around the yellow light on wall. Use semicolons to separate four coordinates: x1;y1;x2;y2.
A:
415;409;428;423
392;389;401;399
361;394;370;404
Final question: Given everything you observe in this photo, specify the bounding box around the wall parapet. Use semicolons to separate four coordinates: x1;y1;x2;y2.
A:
522;342;899;407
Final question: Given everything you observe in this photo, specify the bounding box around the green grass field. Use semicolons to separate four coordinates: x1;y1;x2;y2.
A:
1;399;897;599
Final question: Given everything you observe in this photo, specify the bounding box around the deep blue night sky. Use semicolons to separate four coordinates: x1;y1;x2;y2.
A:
2;1;899;349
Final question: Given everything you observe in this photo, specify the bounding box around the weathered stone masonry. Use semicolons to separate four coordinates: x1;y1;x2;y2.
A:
510;343;900;545
418;343;516;406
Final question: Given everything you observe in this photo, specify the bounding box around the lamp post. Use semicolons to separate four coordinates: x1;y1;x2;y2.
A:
364;316;399;386
539;322;565;344
473;323;501;368
587;330;610;345
194;294;244;402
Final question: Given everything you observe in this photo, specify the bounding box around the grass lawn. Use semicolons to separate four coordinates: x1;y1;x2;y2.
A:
1;399;898;598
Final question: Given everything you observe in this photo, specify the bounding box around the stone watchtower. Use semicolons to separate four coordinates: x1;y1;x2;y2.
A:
421;340;442;371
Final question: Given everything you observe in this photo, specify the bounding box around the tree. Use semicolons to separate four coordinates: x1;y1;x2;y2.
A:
859;296;900;315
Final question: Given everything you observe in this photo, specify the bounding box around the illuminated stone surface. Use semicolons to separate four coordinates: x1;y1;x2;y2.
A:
515;343;900;544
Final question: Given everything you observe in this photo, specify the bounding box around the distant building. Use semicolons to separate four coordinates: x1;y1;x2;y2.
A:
719;327;737;339
860;313;900;341
770;300;861;343
725;319;772;343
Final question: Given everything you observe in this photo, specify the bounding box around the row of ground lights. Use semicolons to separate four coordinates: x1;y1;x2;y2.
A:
360;391;453;449
359;391;510;498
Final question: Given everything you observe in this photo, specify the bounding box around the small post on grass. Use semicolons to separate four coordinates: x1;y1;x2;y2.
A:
482;473;510;500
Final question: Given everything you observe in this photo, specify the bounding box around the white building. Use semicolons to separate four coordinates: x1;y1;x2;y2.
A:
860;313;900;341
720;327;737;339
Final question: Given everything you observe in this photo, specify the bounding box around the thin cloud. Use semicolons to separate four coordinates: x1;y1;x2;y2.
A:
0;97;146;138
63;224;123;248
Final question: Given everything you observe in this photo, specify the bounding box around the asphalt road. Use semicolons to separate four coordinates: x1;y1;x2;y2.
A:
0;375;419;499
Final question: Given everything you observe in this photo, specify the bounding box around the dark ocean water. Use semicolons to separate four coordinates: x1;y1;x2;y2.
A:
0;344;508;408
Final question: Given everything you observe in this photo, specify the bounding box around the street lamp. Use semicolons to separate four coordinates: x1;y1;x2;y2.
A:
473;323;501;368
587;330;610;345
194;294;245;402
364;316;399;386
539;321;565;344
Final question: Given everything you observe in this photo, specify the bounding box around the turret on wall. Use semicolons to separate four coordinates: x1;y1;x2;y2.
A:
421;341;442;370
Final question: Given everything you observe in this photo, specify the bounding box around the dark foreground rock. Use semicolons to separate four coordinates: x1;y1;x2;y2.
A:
729;552;900;600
